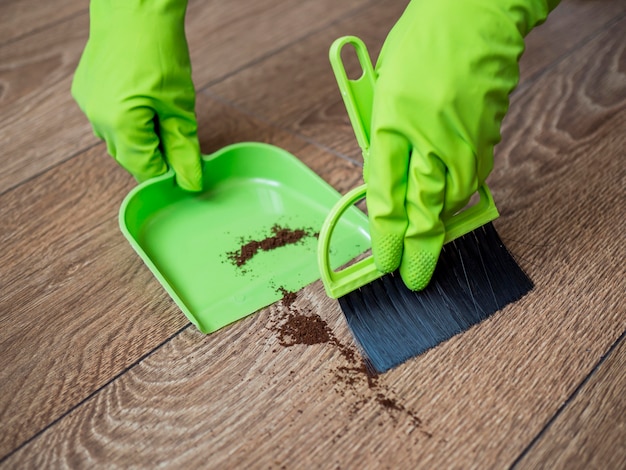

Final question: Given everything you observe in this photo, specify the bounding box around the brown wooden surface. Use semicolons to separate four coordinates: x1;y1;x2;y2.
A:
1;0;625;468
516;333;626;470
0;0;86;46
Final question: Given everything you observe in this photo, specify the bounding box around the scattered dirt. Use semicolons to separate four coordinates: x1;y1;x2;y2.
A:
227;225;318;268
267;287;430;435
277;287;298;311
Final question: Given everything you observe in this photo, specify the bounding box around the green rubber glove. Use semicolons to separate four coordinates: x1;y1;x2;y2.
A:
72;0;202;191
368;0;558;290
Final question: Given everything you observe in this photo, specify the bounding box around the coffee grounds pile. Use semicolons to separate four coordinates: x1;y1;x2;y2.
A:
273;289;345;351
268;287;429;434
227;225;318;268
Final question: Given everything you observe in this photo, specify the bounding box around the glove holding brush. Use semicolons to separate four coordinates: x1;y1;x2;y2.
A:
368;0;559;291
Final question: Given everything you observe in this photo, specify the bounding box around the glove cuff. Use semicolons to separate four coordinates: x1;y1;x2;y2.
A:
89;0;189;24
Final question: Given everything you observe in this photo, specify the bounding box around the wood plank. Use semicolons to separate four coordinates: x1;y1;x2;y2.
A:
0;0;371;194
515;336;626;469
0;146;183;459
2;16;624;469
0;94;362;459
185;0;372;88
0;0;86;46
520;0;626;81
0;12;95;194
205;0;625;163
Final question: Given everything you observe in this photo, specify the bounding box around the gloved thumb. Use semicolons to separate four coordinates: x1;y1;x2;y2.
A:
158;113;203;192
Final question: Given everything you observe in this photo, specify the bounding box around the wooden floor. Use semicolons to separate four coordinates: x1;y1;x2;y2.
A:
1;0;625;468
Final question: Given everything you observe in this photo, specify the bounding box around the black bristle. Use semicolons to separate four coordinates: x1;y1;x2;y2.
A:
339;222;534;373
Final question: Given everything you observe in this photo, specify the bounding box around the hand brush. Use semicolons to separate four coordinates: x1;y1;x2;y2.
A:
318;36;533;373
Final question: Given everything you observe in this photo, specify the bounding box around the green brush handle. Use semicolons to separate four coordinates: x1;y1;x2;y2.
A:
318;36;499;299
328;36;376;166
319;183;499;298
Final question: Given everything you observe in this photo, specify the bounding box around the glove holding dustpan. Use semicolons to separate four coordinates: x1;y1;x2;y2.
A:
367;0;559;291
71;0;203;192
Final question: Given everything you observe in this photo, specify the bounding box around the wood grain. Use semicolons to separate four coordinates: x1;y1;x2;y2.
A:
519;0;626;82
185;0;372;88
1;287;440;469
0;0;86;46
2;8;624;469
0;94;361;459
1;0;625;467
515;335;626;470
203;1;406;164
0;143;183;457
0;11;95;194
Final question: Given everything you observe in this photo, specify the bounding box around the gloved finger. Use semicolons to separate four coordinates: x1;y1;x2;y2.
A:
439;136;482;219
410;102;483;220
367;128;411;274
158;111;203;192
400;148;446;291
93;105;167;183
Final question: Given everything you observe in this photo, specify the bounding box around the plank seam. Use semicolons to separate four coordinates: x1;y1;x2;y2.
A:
0;141;102;199
509;329;626;469
514;11;626;97
196;0;378;92
0;323;193;464
197;8;626;174
1;4;622;463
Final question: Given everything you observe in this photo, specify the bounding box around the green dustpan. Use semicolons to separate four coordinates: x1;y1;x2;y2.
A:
119;142;370;333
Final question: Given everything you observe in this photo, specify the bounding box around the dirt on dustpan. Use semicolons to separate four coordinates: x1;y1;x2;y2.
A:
227;224;319;268
267;287;432;439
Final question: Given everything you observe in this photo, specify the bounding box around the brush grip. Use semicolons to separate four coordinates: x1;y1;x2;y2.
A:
328;36;376;160
318;184;379;299
319;183;499;299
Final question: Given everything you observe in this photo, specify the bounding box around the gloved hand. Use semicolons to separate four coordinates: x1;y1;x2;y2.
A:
72;0;202;191
368;0;558;290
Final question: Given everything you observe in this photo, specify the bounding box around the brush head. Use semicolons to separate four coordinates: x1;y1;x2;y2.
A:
339;222;533;373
